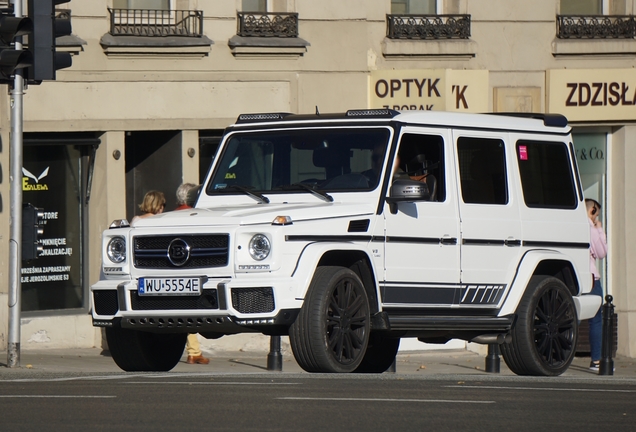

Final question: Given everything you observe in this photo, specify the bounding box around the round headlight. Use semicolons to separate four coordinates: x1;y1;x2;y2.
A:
107;237;126;263
248;234;271;261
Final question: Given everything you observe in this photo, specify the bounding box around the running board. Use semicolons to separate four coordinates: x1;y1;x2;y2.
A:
387;314;515;332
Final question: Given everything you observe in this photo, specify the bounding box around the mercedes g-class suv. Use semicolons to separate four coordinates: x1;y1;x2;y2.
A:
91;109;600;376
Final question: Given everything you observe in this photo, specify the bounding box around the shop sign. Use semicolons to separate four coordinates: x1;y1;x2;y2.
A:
369;69;489;112
547;69;636;121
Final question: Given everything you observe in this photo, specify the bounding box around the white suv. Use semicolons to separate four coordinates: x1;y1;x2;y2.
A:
91;109;600;376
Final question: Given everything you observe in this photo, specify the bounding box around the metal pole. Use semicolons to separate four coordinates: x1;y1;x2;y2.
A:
485;343;501;373
599;294;615;376
267;335;283;371
7;0;25;368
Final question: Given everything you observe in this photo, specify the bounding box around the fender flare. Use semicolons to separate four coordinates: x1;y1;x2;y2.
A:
290;241;381;309
498;249;589;317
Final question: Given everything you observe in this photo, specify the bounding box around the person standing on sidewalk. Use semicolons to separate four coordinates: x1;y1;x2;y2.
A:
131;190;165;226
175;183;209;365
586;198;608;373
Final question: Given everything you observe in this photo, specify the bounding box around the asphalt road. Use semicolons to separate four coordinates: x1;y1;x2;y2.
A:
1;372;634;432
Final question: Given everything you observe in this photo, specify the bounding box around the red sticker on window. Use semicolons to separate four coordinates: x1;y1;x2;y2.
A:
519;145;528;160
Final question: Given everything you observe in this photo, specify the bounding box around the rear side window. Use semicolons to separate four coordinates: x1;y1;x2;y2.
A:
457;137;508;205
516;140;577;209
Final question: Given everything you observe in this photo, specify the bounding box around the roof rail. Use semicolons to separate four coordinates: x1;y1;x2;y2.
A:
490;112;568;128
235;109;400;124
236;113;293;123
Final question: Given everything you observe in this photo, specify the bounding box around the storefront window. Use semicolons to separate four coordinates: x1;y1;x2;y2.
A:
21;140;96;313
573;132;607;279
560;0;602;15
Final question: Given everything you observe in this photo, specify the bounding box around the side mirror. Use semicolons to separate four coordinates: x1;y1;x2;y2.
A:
385;179;430;214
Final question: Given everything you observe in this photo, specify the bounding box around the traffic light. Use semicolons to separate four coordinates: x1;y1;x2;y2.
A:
0;9;33;82
27;0;71;81
22;203;44;261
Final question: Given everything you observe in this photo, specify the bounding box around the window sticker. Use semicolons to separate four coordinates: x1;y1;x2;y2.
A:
214;184;228;190
518;145;528;161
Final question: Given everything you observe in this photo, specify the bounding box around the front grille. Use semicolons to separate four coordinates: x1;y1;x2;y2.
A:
94;290;119;315
231;287;275;313
133;234;229;269
131;290;219;310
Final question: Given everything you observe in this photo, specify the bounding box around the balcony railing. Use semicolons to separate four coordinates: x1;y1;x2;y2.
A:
387;14;471;39
237;12;298;37
557;15;635;39
108;8;203;37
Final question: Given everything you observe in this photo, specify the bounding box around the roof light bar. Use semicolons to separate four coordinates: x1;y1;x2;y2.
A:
346;109;399;118
236;113;292;123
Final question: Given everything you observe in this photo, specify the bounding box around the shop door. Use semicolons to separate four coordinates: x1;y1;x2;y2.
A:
125;131;182;220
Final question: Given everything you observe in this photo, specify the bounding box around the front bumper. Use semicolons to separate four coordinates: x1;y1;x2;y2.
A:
91;277;301;335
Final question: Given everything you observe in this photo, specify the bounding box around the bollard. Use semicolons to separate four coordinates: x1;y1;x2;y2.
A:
267;335;283;371
599;295;615;376
485;343;500;373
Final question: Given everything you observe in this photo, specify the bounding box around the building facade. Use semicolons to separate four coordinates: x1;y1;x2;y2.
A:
0;0;635;357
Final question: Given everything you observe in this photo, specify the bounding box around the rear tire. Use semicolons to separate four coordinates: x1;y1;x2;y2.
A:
106;327;186;372
501;276;578;376
354;333;400;373
289;266;371;373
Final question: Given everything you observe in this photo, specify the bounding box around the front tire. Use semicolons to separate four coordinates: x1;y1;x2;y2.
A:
289;266;371;373
501;276;578;376
106;327;186;372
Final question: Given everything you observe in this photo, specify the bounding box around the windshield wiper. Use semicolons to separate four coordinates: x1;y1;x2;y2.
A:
283;183;334;202
226;185;270;204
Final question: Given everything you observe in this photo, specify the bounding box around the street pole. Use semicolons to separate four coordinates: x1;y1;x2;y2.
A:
7;0;25;368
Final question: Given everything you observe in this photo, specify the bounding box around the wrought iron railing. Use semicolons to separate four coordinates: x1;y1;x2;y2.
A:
557;15;636;39
237;12;298;37
107;8;203;37
387;14;471;39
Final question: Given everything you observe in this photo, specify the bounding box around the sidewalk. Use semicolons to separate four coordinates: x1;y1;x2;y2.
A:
0;347;634;379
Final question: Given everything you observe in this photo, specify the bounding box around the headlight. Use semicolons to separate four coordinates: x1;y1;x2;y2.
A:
248;234;271;261
107;237;126;263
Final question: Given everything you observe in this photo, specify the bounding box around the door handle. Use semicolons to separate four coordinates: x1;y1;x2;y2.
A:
440;235;457;245
504;238;521;247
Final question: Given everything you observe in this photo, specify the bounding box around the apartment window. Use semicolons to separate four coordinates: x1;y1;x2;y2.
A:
391;0;436;14
113;0;169;9
560;0;602;14
243;0;267;12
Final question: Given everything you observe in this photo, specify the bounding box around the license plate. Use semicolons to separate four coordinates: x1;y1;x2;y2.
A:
138;277;201;296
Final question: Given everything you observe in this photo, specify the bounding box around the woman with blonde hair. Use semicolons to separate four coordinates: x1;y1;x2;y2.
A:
131;190;165;225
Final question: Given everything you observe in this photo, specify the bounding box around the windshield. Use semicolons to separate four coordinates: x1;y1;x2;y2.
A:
206;127;392;196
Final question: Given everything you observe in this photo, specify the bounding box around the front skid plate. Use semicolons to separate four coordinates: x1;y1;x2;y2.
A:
93;309;300;334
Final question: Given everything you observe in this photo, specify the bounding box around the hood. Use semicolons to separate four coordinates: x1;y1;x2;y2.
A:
131;201;375;228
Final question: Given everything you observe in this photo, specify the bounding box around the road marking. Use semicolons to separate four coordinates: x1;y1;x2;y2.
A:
278;397;494;404
0;395;116;398
124;381;300;385
445;385;636;393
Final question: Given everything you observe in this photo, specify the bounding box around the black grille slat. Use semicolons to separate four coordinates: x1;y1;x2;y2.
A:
231;287;275;313
134;234;229;269
131;290;219;310
94;290;119;315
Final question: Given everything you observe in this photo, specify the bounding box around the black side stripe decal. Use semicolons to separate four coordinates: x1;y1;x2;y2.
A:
523;240;589;249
